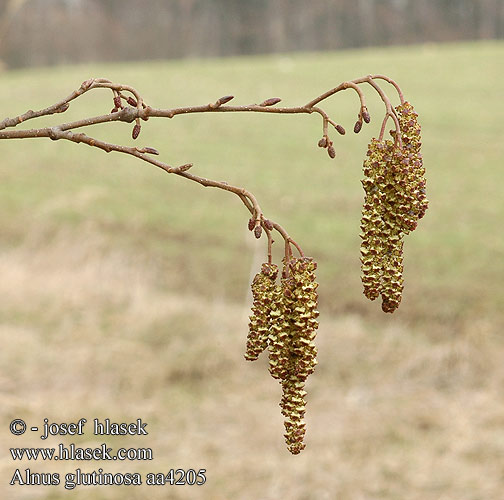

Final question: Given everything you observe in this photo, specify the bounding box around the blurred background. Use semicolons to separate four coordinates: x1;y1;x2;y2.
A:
0;1;503;499
1;0;503;68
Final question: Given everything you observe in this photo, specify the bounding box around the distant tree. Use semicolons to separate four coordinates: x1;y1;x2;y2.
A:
1;0;503;68
0;0;29;66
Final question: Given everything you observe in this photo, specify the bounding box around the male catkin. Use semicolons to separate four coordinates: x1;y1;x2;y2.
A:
245;257;320;454
360;102;428;312
245;263;279;361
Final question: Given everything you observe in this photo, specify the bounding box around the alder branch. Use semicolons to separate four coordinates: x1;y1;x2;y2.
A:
0;75;405;264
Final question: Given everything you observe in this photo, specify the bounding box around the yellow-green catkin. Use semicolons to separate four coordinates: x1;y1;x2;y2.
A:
273;257;319;454
360;101;428;313
267;285;291;381
246;257;319;454
395;102;428;225
245;263;279;361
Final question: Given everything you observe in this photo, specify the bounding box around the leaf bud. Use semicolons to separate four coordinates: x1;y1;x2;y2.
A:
143;147;159;155
260;97;282;107
57;103;70;113
218;95;234;105
132;123;141;140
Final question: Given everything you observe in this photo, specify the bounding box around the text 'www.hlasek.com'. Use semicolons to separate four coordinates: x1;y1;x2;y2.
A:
8;417;206;489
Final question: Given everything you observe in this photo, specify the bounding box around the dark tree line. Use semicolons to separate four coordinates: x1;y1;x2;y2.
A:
0;0;503;68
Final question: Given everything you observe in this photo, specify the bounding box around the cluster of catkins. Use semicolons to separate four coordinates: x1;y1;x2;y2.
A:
360;102;428;312
245;257;319;454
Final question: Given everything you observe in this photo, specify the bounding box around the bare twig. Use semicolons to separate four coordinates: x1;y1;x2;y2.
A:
0;75;406;262
371;74;405;104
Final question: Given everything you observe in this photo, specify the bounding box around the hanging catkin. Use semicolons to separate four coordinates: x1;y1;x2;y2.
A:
360;102;428;313
246;257;320;454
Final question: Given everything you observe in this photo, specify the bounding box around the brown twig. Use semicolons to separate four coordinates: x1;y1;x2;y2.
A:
0;75;406;261
363;76;402;147
371;74;405;104
264;227;274;265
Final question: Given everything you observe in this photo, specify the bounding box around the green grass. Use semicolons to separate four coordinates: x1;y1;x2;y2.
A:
1;42;504;499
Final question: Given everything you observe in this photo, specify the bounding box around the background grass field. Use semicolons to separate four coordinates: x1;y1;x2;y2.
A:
1;41;503;499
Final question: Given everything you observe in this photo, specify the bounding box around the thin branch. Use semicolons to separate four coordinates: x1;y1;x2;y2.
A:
264;227;274;265
371;74;405;104
0;74;407;260
0;125;190;174
304;80;367;109
363;76;402;147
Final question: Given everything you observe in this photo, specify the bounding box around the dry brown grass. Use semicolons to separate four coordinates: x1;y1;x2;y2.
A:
1;229;503;500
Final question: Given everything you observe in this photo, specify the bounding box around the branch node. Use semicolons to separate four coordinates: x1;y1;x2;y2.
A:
48;127;60;141
263;219;274;231
119;107;138;123
140;106;152;121
80;79;95;91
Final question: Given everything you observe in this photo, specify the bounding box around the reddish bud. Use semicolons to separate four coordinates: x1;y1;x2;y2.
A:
264;219;273;231
218;95;234;105
335;124;346;135
254;225;263;239
80;79;94;90
127;96;138;107
354;120;362;133
143;147;159;155
57;103;70;113
362;108;371;123
113;96;121;109
132;123;141;140
260;97;282;107
177;163;193;173
327;145;336;159
317;137;327;148
248;218;255;231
